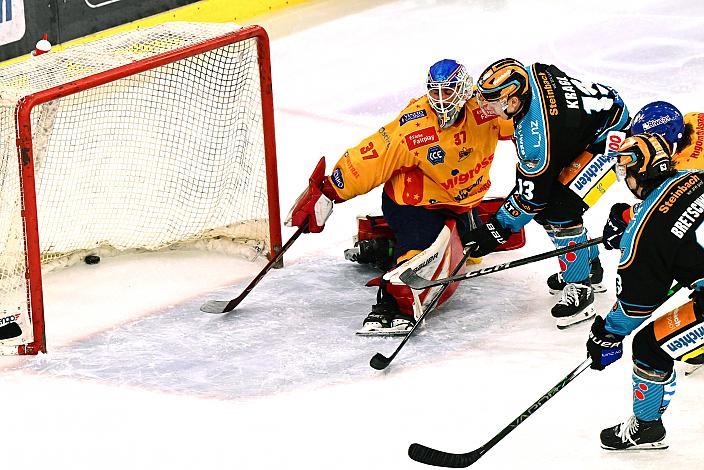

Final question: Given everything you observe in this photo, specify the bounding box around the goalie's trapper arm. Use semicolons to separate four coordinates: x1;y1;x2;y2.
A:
399;237;604;290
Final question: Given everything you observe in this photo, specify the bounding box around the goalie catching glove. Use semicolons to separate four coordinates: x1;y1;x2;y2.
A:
285;156;335;233
462;216;511;257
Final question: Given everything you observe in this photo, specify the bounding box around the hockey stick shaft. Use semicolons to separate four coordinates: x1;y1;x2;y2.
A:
400;237;604;290
408;358;591;467
199;223;307;313
408;282;684;468
369;245;475;370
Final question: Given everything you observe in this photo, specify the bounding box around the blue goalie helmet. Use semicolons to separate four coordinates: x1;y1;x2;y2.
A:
631;101;684;148
426;59;473;128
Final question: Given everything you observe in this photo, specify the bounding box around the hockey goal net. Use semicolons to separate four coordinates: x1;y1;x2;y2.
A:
0;23;281;355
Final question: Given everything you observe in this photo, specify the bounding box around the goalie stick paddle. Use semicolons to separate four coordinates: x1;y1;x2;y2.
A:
408;358;592;468
400;237;604;290
200;223;307;314
368;243;475;371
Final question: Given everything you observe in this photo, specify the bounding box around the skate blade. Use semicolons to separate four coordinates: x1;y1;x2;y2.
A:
356;327;412;336
555;305;596;329
601;441;668;451
550;283;607;295
591;281;607;293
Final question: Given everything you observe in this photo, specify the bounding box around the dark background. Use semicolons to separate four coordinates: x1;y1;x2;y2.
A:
1;0;200;61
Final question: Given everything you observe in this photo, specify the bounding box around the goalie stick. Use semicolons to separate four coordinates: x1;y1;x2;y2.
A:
400;237;604;290
369;243;475;370
408;358;591;468
200;223;307;314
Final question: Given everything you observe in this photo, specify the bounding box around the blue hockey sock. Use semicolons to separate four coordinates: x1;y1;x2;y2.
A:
632;369;676;422
553;227;590;283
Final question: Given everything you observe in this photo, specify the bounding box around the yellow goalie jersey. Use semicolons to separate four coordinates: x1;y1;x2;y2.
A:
673;112;704;170
325;96;513;213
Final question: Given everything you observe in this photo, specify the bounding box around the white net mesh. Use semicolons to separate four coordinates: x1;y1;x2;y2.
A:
0;23;275;351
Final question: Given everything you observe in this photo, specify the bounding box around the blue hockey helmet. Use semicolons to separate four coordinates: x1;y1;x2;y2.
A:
426;59;473;128
631;101;684;148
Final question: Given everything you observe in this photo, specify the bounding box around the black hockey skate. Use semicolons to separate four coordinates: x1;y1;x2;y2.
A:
547;258;606;295
600;416;667;450
551;281;595;329
356;294;415;336
344;238;394;271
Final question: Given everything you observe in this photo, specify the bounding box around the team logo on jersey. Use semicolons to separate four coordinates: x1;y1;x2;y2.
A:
399;110;428;126
405;127;439;150
331;168;345;189
427;145;445;165
471;106;496;125
458;147;474;162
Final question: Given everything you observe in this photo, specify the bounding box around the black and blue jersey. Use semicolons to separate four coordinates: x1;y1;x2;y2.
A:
495;63;629;231
606;170;704;336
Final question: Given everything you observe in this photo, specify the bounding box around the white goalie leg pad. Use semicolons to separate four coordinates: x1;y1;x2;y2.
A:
383;224;454;321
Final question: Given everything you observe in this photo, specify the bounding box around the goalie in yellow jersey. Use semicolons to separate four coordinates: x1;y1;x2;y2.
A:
285;59;517;335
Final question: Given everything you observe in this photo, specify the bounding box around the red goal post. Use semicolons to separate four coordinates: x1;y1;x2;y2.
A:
0;23;282;355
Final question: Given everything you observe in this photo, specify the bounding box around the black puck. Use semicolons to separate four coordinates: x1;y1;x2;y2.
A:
84;254;101;265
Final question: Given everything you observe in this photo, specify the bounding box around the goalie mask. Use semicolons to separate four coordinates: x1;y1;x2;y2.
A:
426;59;473;129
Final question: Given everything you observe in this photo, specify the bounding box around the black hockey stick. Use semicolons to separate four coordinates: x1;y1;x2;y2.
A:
400;237;604;290
408;358;592;467
408;282;684;468
369;244;475;371
200;223;307;314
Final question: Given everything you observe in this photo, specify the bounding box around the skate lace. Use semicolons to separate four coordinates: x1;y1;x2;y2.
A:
616;416;640;445
557;283;580;306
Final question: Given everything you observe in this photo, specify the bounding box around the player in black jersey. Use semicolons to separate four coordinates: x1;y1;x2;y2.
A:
586;133;704;450
464;58;630;328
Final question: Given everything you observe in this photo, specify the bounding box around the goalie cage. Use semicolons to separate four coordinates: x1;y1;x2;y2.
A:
0;23;282;355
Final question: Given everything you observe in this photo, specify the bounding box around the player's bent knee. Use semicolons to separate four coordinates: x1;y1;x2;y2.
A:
632;324;675;378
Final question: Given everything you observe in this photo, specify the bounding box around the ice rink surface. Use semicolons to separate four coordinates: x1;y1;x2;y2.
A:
2;1;703;469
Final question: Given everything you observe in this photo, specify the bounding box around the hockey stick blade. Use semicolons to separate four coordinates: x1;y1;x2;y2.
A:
408;444;483;468
199;224;307;314
398;268;448;290
401;237;604;290
369;352;391;370
408;358;591;468
200;300;237;314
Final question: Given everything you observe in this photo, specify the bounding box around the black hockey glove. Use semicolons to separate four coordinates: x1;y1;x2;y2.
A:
602;203;631;250
462;218;511;258
586;315;625;371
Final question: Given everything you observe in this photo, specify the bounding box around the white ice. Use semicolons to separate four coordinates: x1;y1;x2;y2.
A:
2;1;703;469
